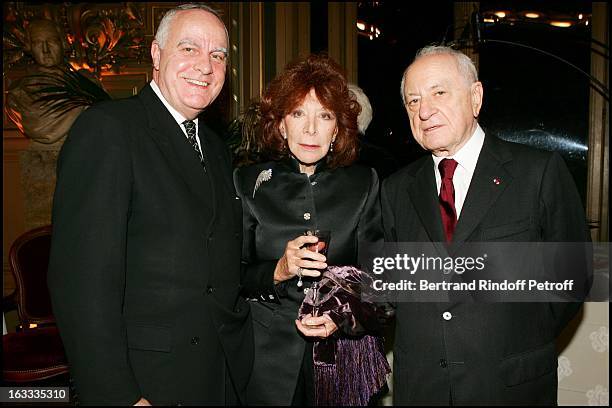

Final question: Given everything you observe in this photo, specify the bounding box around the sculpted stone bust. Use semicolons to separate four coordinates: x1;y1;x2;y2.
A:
6;19;86;149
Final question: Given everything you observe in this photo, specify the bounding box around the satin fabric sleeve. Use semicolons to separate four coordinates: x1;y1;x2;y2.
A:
377;175;399;314
357;168;384;259
335;169;391;335
381;176;398;243
233;168;282;303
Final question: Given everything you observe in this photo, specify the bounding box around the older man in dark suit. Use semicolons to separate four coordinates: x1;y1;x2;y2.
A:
381;45;589;405
48;4;252;405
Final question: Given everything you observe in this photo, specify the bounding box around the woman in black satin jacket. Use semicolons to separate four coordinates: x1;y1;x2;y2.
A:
233;54;388;406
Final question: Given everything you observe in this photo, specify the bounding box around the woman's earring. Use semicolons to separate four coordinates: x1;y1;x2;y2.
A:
330;140;335;152
281;132;288;150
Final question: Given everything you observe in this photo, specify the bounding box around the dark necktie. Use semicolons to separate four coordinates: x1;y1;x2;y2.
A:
182;120;206;171
439;158;458;242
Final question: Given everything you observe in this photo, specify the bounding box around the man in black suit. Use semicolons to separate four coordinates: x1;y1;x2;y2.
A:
48;4;252;405
381;46;589;405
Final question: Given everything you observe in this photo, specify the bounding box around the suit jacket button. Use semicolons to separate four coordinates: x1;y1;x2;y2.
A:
191;336;200;345
234;306;241;313
442;311;452;321
303;212;311;220
206;286;215;294
439;359;447;368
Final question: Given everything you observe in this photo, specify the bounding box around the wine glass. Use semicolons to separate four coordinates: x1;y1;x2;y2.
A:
303;230;331;315
304;230;331;256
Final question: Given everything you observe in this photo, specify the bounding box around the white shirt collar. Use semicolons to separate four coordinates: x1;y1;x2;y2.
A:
431;124;485;217
432;123;485;175
149;80;198;133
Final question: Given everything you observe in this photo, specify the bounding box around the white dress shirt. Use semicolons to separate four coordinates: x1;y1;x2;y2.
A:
433;124;485;218
149;80;203;151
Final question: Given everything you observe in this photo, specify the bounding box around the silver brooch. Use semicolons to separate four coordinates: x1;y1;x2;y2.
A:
253;169;272;198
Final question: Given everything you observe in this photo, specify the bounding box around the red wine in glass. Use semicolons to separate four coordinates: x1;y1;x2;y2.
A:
304;230;331;256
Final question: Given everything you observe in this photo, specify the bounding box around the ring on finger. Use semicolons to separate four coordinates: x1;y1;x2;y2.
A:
297;267;303;277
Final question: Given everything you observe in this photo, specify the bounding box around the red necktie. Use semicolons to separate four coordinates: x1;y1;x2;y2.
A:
439;158;458;242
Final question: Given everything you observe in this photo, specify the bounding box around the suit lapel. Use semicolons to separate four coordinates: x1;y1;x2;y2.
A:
444;136;514;309
404;158;450;307
138;85;213;228
453;136;513;244
199;124;235;198
407;157;446;243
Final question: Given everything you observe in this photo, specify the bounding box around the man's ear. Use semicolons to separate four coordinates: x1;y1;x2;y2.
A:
471;81;484;117
151;41;161;71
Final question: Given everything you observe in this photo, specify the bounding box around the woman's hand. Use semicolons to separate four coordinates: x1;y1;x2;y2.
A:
295;314;338;338
274;235;327;284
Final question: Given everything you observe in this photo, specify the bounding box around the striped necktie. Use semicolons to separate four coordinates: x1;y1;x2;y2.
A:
182;120;206;171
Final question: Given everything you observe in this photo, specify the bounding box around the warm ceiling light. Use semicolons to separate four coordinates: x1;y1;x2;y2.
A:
375;28;380;35
494;11;506;18
356;21;366;30
585;20;589;26
550;21;572;28
525;12;540;19
578;14;583;20
483;18;495;23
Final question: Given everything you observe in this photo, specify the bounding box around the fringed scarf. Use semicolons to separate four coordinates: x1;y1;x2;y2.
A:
299;265;391;406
